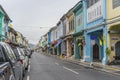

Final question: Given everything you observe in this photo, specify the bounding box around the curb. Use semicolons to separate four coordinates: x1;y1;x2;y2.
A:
66;58;120;76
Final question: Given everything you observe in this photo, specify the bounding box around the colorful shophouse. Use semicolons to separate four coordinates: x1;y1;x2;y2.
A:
84;0;107;65
73;1;84;59
106;0;120;63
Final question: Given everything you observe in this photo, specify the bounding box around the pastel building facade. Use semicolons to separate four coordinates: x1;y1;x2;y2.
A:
66;9;75;58
84;0;108;65
106;0;120;63
73;1;84;59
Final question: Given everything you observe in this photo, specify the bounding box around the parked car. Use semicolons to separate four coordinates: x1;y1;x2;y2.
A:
19;48;29;70
24;49;32;58
0;42;23;80
0;62;15;80
28;49;33;58
11;46;26;76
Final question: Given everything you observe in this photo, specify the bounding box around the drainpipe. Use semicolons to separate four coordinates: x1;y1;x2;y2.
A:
102;0;108;65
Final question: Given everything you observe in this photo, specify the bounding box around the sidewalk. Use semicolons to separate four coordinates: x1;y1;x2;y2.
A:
64;58;120;76
42;52;120;76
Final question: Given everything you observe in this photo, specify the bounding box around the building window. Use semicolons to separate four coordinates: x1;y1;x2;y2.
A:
77;16;82;26
69;19;74;31
71;20;73;30
87;0;100;8
87;0;102;23
69;22;70;31
73;20;74;30
113;0;120;9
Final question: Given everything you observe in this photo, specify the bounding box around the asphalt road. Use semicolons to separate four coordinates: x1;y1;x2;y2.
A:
24;52;120;80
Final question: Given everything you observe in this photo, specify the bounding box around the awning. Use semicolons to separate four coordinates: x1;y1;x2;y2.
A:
51;40;57;45
54;39;62;48
60;34;73;39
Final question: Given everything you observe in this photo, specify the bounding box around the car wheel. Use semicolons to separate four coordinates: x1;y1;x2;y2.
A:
25;61;29;70
23;69;26;77
1;75;5;80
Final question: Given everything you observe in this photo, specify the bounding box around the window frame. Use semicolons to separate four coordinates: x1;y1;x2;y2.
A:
112;0;120;9
87;0;100;8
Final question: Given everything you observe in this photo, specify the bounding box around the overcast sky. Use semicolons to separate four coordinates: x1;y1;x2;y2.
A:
0;0;80;44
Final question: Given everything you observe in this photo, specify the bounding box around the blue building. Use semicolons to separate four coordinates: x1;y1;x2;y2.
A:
55;21;63;56
47;29;52;54
48;31;51;45
83;0;107;65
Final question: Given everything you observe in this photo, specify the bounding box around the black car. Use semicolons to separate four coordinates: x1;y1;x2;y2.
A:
0;42;23;80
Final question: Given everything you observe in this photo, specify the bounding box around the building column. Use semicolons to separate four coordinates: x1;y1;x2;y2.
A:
84;33;92;62
102;27;108;65
66;39;69;57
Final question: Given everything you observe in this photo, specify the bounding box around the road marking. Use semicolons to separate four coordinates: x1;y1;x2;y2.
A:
55;62;59;66
29;61;31;64
27;76;30;80
28;65;31;72
63;66;79;75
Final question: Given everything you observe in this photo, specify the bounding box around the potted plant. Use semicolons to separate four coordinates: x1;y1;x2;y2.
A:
105;47;111;64
106;47;111;56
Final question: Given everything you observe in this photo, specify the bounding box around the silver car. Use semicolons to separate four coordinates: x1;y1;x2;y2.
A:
0;42;23;80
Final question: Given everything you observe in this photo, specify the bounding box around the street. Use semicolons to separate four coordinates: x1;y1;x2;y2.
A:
24;52;120;80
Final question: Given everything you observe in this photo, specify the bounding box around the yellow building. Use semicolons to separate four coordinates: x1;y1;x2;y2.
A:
65;8;75;58
7;26;17;44
16;31;23;46
106;0;120;62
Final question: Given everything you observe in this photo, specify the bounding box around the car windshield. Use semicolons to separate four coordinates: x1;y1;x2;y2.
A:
12;48;19;58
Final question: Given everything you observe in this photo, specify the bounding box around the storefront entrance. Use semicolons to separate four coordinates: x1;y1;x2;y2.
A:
93;44;100;61
80;45;83;59
115;41;120;57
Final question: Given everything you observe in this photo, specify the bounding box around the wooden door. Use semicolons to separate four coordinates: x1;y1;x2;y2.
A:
93;44;99;60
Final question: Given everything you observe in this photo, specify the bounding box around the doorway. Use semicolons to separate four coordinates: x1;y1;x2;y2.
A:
93;44;100;61
80;45;83;59
115;41;120;57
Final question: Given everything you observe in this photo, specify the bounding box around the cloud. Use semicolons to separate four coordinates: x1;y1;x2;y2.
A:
0;0;80;44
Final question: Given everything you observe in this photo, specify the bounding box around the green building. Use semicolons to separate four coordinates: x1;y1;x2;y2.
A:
0;5;11;41
73;1;84;59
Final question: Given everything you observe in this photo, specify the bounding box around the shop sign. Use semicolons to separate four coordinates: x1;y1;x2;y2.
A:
111;37;119;40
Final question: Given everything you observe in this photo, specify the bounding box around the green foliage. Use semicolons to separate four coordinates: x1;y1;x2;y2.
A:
105;47;111;56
